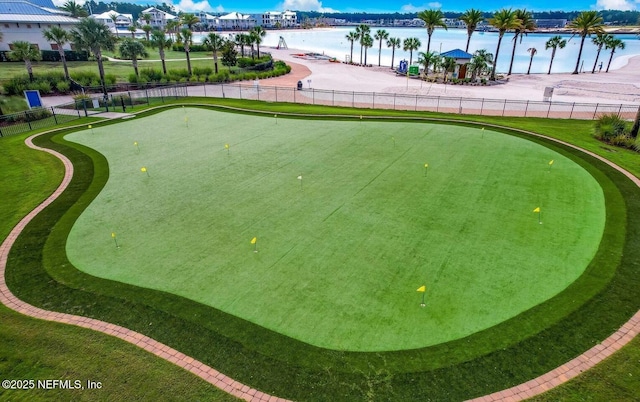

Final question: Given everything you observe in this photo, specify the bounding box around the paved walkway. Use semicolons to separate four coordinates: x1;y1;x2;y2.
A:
0;116;639;402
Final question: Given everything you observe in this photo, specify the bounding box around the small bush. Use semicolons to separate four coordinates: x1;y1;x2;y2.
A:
128;73;139;84
594;114;628;140
193;67;213;77
56;81;70;93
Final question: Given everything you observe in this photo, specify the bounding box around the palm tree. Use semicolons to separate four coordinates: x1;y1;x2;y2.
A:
567;11;604;74
60;0;87;17
417;9;447;53
630;106;640;138
250;26;266;58
355;24;370;64
469;49;493;80
488;8;520;80
42;26;71;80
591;33;611;73
149;29;172;75
119;38;148;77
345;31;358;63
417;51;437;78
203;33;224;74
142;25;152;41
544;35;566;74
441;56;456;82
403;37;421;65
127;26;136;39
507;9;535;75
142;13;152;26
8;41;41;81
166;19;180;41
71;18;116;96
526;47;537;74
179;28;193;76
604;36;625;72
181;13;200;31
235;33;248;57
374;29;389;66
362;34;373;65
459;9;484;52
386;37;401;69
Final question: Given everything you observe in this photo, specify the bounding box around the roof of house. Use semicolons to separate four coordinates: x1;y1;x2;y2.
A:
0;0;78;23
440;48;473;59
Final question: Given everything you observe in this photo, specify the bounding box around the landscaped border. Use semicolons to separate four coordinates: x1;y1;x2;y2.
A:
3;104;640;401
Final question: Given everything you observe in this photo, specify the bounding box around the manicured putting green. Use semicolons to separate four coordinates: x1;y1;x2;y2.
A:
65;108;605;351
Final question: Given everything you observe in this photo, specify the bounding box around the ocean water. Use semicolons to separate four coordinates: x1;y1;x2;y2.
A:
196;27;640;74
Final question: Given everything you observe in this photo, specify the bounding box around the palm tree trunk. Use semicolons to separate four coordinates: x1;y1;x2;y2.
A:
548;48;556;74
364;48;368;65
630;106;640;138
465;34;471;53
95;49;108;96
360;44;363;64
378;43;382;66
572;35;586;74
426;34;432;54
257;44;261;59
160;48;167;75
213;52;219;74
349;43;354;63
58;47;70;80
508;33;518;75
527;54;534;74
591;46;602;73
391;48;395;70
133;57;139;77
606;50;615;72
26;60;34;82
186;50;192;76
491;34;504;81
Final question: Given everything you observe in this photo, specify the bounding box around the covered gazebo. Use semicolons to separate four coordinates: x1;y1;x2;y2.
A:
440;49;473;79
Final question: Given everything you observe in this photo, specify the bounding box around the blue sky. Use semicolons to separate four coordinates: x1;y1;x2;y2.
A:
161;0;638;13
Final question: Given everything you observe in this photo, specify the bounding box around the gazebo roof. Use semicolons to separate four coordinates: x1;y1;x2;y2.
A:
440;49;473;60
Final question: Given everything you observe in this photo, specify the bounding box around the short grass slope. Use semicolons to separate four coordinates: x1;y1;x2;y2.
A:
65;109;605;351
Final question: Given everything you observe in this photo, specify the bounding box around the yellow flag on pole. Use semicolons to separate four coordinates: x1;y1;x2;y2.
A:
225;144;229;149
549;160;554;165
424;163;428;168
417;285;426;292
533;207;540;213
111;232;116;238
140;167;147;173
250;237;257;244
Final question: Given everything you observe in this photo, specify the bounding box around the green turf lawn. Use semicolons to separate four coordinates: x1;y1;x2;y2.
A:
64;108;605;351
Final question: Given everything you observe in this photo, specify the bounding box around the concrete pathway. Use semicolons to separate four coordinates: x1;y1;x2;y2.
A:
1;112;639;402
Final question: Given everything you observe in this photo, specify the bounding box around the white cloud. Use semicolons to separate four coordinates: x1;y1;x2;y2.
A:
52;0;84;6
279;0;338;12
401;3;442;12
593;0;638;10
173;0;214;12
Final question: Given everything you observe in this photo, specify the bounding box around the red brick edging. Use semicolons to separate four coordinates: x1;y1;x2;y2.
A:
0;122;639;402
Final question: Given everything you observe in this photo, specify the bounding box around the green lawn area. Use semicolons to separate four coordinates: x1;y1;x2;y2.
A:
64;108;605;351
1;102;639;401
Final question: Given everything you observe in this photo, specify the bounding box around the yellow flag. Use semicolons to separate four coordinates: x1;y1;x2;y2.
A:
111;232;116;238
533;207;540;213
417;285;426;292
88;125;92;129
225;144;229;149
424;163;428;168
549;160;554;165
134;141;138;146
250;237;257;244
141;167;147;172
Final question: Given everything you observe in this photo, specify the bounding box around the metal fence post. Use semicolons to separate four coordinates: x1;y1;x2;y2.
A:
547;102;551;118
524;100;529;117
146;88;149;105
593;104;599;120
436;97;440;113
352;91;355;108
51;107;58;124
312;88;315;105
480;98;484;116
332;90;335;106
393;93;396;110
618;104;622;117
275;87;278;102
239;84;242;99
570;102;575;119
372;93;375;109
415;94;418;111
502;100;506;117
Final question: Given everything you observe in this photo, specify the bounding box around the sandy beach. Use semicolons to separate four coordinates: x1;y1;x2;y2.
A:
264;47;640;105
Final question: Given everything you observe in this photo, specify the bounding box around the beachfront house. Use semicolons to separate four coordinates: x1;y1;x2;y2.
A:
0;0;79;52
140;6;177;30
252;10;297;28
196;11;217;29
89;11;136;37
216;12;256;30
440;48;473;79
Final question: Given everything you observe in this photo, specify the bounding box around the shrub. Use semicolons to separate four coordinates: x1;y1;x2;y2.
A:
27;81;52;94
609;134;635;148
594;113;628;140
128;73;139;84
140;68;164;83
55;81;70;93
193;67;213;77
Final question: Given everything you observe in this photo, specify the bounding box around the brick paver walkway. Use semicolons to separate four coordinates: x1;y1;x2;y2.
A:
1;121;639;402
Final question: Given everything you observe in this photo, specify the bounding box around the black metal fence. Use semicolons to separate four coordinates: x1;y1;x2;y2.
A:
184;82;640;120
0;84;189;138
